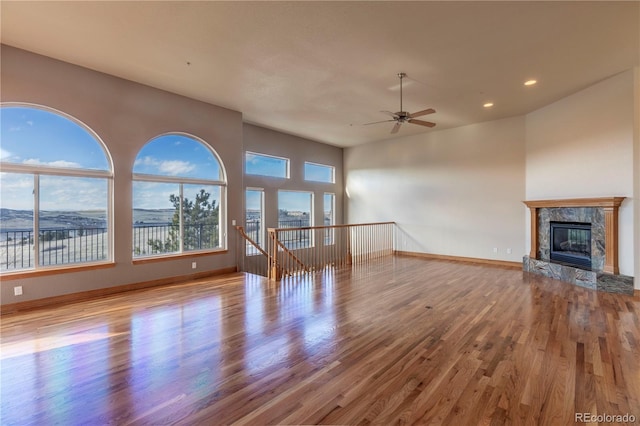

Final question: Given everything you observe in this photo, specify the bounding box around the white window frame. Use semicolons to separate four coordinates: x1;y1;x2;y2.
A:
132;133;227;259
277;189;314;249
245;151;290;179
245;187;265;256
304;161;335;183
0;103;114;273
324;192;336;245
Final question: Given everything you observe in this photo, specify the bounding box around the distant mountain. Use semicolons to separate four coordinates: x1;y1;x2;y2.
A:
0;208;176;231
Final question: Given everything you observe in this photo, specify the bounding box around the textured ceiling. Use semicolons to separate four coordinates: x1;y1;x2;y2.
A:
1;1;638;147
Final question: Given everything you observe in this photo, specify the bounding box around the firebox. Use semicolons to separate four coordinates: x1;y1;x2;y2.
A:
550;222;592;269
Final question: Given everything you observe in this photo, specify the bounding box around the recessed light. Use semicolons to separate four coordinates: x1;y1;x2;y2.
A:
483;102;494;108
524;79;537;86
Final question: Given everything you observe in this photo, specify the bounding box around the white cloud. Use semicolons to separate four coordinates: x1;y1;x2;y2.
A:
135;156;195;176
0;148;11;160
158;160;195;175
22;158;82;168
134;156;159;167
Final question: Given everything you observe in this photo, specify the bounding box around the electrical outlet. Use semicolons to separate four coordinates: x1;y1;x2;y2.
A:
232;219;236;226
14;286;23;296
493;247;498;253
507;248;512;254
192;262;197;269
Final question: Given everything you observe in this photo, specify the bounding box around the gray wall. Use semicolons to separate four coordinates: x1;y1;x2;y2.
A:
1;45;244;303
243;123;344;230
0;46;346;305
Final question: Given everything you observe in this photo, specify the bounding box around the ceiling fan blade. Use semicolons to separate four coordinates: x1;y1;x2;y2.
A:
381;111;400;118
408;119;436;128
391;122;402;134
363;119;396;126
409;108;436;118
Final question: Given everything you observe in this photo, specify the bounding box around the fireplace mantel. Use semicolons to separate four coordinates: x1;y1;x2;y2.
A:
523;197;625;274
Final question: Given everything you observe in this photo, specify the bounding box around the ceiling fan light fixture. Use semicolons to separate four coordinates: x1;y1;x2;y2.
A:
361;73;436;133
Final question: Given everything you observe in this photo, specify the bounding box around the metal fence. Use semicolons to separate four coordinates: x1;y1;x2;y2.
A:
1;227;108;271
133;223;220;257
1;222;221;271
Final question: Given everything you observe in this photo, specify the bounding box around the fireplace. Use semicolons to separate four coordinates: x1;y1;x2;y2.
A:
522;198;633;295
550;222;591;269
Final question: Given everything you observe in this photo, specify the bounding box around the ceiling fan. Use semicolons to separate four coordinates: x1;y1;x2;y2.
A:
364;72;436;134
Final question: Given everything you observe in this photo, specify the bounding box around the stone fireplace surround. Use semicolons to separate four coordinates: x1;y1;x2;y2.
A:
522;197;633;295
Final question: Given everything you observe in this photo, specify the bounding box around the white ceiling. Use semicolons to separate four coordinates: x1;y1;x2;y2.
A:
1;1;638;148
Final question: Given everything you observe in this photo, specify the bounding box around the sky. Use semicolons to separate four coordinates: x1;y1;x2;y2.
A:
1;106;110;170
0;106;224;211
1;105;333;214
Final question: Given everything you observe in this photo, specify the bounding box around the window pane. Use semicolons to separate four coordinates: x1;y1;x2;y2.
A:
134;134;222;180
324;193;335;245
304;162;335;183
183;185;221;251
278;190;313;249
245;152;289;178
133;181;180;257
0;106;110;171
245;189;264;255
39;175;108;266
0;173;34;271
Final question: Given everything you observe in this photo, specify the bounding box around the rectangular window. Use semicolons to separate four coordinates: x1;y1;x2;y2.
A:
245;188;264;255
324;193;335;245
278;190;313;249
304;162;335;183
245;152;289;179
133;181;180;257
0;173;34;271
133;182;222;257
183;185;221;252
38;175;109;267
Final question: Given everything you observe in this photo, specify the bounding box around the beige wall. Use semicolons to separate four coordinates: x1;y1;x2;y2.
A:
242;124;344;230
345;116;527;262
525;70;636;279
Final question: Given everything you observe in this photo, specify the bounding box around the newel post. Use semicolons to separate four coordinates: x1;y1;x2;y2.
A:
267;229;282;281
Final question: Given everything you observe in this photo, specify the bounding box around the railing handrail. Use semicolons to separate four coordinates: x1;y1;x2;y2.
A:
269;221;395;233
269;232;310;271
235;226;268;258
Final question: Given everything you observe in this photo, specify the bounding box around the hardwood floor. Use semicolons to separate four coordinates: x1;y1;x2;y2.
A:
1;256;639;425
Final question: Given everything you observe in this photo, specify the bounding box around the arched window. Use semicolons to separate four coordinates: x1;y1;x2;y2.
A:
132;133;226;258
0;103;113;273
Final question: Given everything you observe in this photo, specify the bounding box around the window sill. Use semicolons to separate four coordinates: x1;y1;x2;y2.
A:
132;249;228;265
1;262;116;281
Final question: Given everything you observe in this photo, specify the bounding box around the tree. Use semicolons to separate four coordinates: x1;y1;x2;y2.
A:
148;189;219;253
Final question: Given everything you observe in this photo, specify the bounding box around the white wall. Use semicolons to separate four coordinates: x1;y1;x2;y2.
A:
525;70;636;278
345;116;526;262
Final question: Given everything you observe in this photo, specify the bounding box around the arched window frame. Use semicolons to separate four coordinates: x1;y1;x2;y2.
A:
0;102;114;274
132;132;227;259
